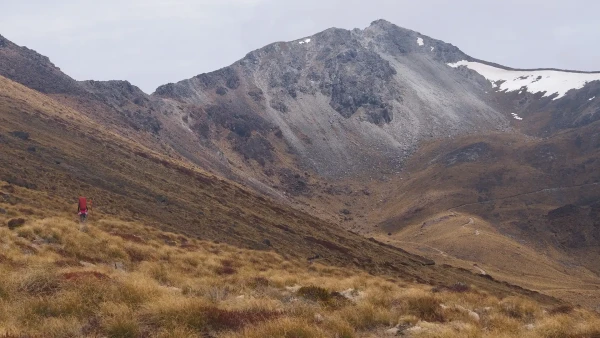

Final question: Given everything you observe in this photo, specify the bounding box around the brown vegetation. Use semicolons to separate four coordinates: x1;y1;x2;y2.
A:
1;211;599;337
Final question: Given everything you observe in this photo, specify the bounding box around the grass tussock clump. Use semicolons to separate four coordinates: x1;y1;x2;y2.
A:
297;286;349;308
229;318;327;338
17;268;62;296
406;291;444;322
141;297;278;332
0;203;599;337
499;296;541;321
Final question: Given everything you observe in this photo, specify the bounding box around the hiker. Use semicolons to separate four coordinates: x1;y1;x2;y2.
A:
78;196;88;223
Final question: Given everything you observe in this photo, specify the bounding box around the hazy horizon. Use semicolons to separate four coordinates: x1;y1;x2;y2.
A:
2;0;599;93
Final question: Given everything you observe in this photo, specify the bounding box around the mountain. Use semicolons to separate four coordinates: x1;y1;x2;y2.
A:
1;19;599;309
1;65;549;303
142;20;600;307
152;20;508;178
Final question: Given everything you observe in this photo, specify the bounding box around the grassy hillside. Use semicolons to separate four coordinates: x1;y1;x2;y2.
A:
275;127;600;308
1;196;599;337
353;129;600;307
372;212;600;309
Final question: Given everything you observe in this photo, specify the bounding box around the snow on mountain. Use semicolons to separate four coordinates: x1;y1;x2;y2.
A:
417;37;424;46
448;60;600;100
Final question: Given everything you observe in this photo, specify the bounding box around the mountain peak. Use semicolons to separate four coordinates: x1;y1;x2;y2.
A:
369;19;393;27
367;19;415;34
0;34;84;94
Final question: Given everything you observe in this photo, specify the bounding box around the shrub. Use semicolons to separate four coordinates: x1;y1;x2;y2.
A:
100;303;140;338
483;312;522;334
215;259;237;275
499;296;539;321
215;265;237;275
248;276;271;289
548;304;574;315
7;218;26;230
236;318;326;338
297;286;349;308
155;327;200;338
142;299;277;332
447;282;471;293
406;294;444;322
203;307;278;331
339;303;393;330
37;317;82;338
297;286;330;302
104;317;140;338
148;264;172;285
124;244;152;263
26;297;64;319
18;269;61;296
431;282;471;294
533;314;574;338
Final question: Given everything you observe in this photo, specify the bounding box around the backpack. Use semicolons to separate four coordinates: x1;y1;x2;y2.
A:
79;197;87;212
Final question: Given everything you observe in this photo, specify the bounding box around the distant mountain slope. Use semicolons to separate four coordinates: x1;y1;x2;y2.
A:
0;34;84;94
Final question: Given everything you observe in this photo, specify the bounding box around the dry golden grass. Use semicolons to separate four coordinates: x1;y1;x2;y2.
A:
1;206;600;338
372;210;600;309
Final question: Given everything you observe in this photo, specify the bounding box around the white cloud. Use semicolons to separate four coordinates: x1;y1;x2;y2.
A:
1;0;267;39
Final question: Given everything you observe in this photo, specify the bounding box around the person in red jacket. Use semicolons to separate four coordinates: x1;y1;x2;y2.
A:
78;197;88;223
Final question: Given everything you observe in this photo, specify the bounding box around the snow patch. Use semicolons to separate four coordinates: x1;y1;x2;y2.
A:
417;37;424;46
511;113;523;121
430;46;434;51
589;96;596;101
298;38;311;45
447;60;600;100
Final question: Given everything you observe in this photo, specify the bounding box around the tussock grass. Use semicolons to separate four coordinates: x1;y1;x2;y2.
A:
0;205;598;337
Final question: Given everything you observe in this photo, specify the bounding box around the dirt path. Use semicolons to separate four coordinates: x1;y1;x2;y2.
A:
389;239;449;258
447;181;600;211
473;264;487;275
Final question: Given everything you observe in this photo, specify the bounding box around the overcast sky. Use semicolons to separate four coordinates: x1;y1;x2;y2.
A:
1;0;598;93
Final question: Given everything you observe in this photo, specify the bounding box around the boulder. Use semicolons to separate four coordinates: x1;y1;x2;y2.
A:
385;327;399;335
468;310;480;322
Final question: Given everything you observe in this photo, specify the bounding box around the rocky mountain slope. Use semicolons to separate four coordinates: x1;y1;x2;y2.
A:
152;20;510;179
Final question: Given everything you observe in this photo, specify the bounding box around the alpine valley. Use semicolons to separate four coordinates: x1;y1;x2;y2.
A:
1;19;599;337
